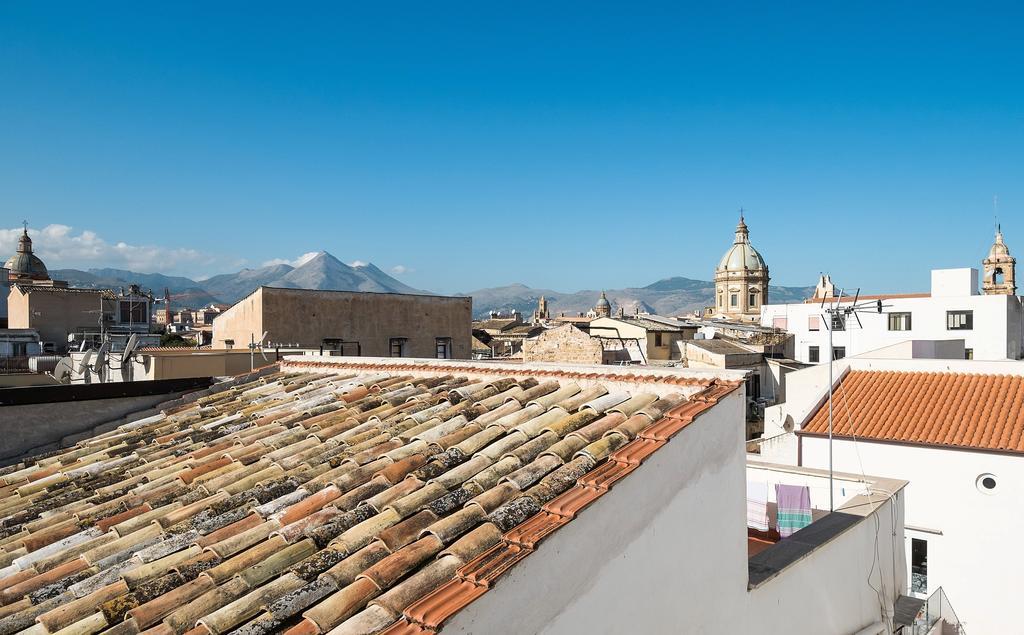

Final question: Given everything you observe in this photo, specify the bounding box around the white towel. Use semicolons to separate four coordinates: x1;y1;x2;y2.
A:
746;480;769;532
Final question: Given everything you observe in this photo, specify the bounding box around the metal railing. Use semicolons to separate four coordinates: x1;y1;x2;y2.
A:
904;587;965;635
0;356;31;374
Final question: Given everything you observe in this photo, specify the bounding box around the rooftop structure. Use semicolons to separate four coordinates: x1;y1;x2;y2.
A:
982;225;1016;295
759;355;1019;632
762;267;1024;363
0;357;908;634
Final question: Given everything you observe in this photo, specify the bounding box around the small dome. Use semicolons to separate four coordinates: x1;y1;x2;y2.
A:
4;227;49;281
595;290;611;310
989;228;1011;259
717;215;767;272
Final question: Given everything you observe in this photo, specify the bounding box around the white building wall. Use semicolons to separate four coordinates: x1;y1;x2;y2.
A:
445;390;905;634
761;269;1023;363
801;436;1020;634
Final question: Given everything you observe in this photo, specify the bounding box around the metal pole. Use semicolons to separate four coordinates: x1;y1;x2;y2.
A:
828;309;834;513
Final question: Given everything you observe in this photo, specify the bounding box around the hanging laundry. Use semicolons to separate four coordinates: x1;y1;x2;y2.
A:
775;484;812;538
746;480;769;532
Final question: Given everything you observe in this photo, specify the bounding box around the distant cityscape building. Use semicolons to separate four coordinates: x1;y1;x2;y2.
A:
593;290;612;318
714;213;769;322
982;225;1016;295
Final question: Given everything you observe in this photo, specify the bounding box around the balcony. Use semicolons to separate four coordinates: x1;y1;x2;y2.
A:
896;587;965;634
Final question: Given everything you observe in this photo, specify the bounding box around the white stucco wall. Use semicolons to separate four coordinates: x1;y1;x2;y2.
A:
444;390;905;634
761;272;1023;363
801;436;1019;634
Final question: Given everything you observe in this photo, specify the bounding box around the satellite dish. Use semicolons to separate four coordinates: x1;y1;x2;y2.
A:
94;342;110;372
76;350;94;375
122;334;140;361
51;358;74;383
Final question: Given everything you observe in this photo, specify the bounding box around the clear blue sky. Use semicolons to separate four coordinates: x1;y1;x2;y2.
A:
2;2;1022;294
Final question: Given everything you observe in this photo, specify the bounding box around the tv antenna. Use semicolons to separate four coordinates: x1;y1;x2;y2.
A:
249;331;269;372
820;282;886;512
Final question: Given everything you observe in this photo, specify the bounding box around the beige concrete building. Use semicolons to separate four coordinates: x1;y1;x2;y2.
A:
7;285;114;351
714;213;770;322
212;286;472;358
588;315;693;362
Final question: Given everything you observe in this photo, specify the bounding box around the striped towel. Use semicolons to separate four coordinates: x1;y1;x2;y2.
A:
746;480;769;531
775;484;812;538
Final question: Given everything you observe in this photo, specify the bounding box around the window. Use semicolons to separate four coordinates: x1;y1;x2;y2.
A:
808;316;820;331
730;293;738;307
224;339;234;350
888;312;912;331
965;348;974;360
832;346;846;360
911;538;927;595
772;317;788;330
830;314;846;331
654;332;664;347
718;293;722;308
119;301;146;324
748;293;757;307
808;346;820;363
435;337;452;359
389;338;407;357
947;310;973;330
745;373;761;400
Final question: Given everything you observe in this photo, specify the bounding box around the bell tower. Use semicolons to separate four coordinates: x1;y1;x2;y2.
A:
982;225;1016;295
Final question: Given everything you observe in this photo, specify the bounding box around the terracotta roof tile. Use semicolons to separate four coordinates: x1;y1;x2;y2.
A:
802;370;1024;453
0;365;732;635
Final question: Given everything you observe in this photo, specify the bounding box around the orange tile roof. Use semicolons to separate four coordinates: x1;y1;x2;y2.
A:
801;370;1024;453
0;365;738;635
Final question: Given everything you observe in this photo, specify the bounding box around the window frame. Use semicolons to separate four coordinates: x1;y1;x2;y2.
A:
389;337;408;358
808;346;820;363
832;346;846;360
435;337;452;359
887;312;912;331
946;310;973;331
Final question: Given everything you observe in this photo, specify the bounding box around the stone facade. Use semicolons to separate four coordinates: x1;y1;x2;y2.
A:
982;226;1016;295
522;323;604;365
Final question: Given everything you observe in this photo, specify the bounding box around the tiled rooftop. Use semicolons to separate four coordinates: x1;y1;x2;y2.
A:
802;370;1024;453
0;361;738;635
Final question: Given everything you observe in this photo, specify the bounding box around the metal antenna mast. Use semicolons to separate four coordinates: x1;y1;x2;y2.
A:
821;283;886;512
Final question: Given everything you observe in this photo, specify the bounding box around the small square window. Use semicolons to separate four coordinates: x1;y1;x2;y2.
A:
730;293;738;307
655;332;664;347
808;316;820;331
808;346;820;363
435;337;452;359
389;338;407;357
832;346;846;360
830;314;846;331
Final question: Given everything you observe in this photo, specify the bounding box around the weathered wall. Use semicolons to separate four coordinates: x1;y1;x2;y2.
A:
522;324;603;365
212;287;472;359
0;393;181;463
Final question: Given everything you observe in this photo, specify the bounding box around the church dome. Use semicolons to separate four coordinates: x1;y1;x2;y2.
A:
595;291;611;310
717;215;767;271
4;227;49;281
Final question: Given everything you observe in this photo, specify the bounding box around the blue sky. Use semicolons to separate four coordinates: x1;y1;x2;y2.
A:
1;3;1022;294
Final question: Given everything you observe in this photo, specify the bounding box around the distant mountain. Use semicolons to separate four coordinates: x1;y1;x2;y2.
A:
50;252;426;307
462;276;816;319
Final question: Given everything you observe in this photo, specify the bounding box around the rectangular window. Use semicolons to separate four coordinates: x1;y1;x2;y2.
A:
119;301;146;324
730;293;738;307
947;310;973;330
808;316;820;331
748;293;756;307
389;338;407;357
772;317;788;330
718;294;722;308
435;337;451;359
808;346;820;363
888;312;912;331
830;314;846;331
965;348;974;360
654;332;664;347
911;538;928;595
832;346;846;360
